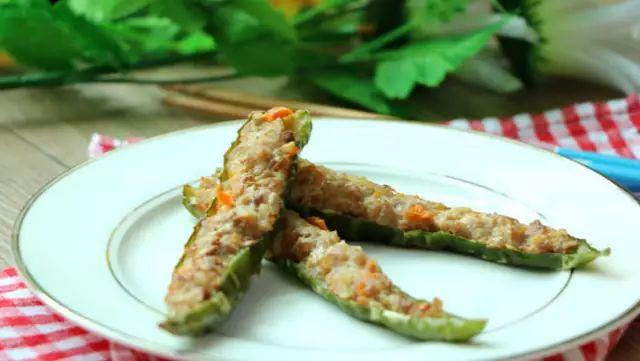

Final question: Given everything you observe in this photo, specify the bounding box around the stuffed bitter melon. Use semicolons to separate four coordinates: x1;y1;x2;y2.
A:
162;107;312;335
184;160;608;270
270;210;486;341
289;161;608;270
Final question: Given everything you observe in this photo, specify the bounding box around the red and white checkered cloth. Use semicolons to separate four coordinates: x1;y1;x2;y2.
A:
2;94;640;360
448;94;640;158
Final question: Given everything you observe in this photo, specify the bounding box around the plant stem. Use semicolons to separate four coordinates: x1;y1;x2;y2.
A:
0;51;216;90
340;22;413;62
0;68;104;90
94;73;239;85
294;1;367;26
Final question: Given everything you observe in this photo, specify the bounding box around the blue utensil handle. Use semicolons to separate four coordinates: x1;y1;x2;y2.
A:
574;160;640;191
557;147;640;169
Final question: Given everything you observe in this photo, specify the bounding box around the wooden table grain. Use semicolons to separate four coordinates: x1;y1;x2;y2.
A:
0;70;637;360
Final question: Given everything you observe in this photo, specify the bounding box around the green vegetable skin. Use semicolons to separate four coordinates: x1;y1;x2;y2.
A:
181;184;203;219
182;170;608;271
184;183;486;341
161;235;268;335
275;259;486;341
161;110;312;335
301;210;609;271
276;260;487;341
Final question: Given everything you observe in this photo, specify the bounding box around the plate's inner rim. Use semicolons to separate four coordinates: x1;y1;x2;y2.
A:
105;166;568;344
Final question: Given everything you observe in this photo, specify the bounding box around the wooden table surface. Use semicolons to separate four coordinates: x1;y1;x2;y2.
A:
0;69;638;359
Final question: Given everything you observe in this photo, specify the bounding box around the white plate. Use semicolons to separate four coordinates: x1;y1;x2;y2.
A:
12;118;640;360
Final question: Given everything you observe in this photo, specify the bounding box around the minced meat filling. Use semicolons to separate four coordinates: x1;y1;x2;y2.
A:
289;160;579;254
191;159;580;255
166;112;297;316
273;211;443;318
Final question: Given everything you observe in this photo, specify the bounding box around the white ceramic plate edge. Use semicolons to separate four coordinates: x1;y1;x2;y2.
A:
11;118;640;360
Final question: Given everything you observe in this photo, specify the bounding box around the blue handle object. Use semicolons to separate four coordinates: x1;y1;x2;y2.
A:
578;161;640;191
557;147;640;169
555;147;640;191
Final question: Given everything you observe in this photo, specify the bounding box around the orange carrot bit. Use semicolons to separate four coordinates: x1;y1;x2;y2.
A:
356;281;368;298
280;142;299;159
215;184;234;208
306;216;328;230
418;303;431;312
404;204;432;223
365;259;377;273
263;106;293;121
288;144;299;157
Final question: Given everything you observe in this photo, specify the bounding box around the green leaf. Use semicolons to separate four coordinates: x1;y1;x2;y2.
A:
406;0;471;24
52;2;132;67
205;4;296;76
374;21;504;99
294;0;354;25
0;7;81;70
106;16;181;55
1;0;49;8
341;23;413;62
310;69;393;114
293;47;336;69
149;0;206;32
375;56;449;98
219;34;295;76
176;31;216;54
229;0;296;41
68;0;154;21
0;0;211;71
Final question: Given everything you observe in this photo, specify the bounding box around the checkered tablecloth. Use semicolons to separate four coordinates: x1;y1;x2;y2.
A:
2;94;639;360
